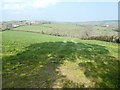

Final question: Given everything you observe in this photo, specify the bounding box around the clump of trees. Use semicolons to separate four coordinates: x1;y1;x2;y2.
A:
1;23;13;31
40;29;120;43
86;36;120;43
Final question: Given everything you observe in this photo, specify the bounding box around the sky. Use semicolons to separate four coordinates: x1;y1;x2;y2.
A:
0;0;119;22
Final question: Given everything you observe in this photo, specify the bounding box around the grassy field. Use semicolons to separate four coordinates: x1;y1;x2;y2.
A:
13;23;118;38
2;30;119;88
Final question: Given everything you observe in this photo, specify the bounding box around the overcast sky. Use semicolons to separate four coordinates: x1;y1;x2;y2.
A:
0;0;119;22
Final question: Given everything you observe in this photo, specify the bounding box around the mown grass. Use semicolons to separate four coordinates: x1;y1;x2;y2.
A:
2;31;119;88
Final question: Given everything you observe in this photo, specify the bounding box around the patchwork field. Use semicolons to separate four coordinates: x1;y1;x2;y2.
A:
13;23;118;39
2;29;119;88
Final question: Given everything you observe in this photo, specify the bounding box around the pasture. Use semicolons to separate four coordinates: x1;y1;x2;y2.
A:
13;23;118;39
2;29;119;88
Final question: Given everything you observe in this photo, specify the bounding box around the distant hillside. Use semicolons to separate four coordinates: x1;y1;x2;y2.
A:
103;20;119;22
78;20;118;25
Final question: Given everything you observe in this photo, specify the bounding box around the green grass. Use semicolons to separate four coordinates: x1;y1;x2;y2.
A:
13;23;118;37
2;31;119;88
13;23;82;34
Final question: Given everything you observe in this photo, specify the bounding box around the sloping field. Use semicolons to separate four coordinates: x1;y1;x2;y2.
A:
13;23;118;38
2;30;119;88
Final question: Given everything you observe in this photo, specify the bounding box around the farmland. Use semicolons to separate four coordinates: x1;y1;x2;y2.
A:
1;0;119;88
13;23;118;39
2;22;120;88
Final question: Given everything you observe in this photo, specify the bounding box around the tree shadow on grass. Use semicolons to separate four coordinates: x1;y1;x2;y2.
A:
2;41;119;88
78;50;119;88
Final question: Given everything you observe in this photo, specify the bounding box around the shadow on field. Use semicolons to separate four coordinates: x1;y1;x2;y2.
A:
2;41;119;88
